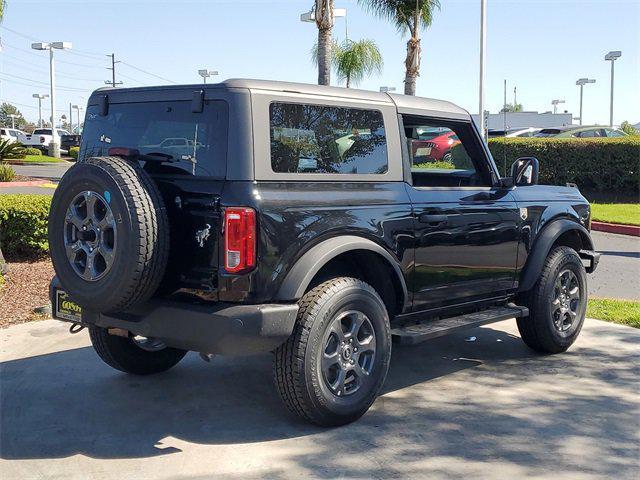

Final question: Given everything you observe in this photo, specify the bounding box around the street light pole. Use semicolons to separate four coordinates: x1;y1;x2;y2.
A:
72;105;82;132
32;94;49;128
478;0;487;141
604;51;621;127
198;69;219;84
8;114;18;129
31;41;72;158
575;78;595;126
551;99;565;114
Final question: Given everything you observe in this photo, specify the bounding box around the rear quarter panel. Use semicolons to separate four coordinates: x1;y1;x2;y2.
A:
217;181;414;304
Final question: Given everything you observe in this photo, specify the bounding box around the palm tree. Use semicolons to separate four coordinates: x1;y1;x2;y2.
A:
358;0;440;95
314;0;336;86
334;39;383;88
313;39;384;88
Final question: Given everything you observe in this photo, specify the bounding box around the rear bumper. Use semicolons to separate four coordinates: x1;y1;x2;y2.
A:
50;278;298;356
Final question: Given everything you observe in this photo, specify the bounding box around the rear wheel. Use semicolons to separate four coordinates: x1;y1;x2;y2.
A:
517;246;587;353
274;277;391;426
89;326;187;375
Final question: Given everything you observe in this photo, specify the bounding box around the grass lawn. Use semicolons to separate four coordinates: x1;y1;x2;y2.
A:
587;298;640;329
591;203;640;226
20;154;67;163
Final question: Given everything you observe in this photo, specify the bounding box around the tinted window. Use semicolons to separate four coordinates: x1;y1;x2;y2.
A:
269;102;388;174
33;129;52;135
79;100;228;177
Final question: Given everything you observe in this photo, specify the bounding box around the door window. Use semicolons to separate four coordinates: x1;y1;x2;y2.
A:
402;117;493;187
269;102;388;174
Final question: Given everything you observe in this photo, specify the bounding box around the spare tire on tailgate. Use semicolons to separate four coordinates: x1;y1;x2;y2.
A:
48;156;169;313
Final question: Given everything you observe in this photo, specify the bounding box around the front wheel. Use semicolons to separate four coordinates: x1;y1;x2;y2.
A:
274;277;391;426
89;326;187;375
517;246;587;353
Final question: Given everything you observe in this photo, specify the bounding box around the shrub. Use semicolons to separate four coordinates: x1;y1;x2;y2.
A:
0;139;26;160
0;163;16;182
488;137;640;195
0;194;52;258
24;147;42;156
414;161;455;169
69;146;80;159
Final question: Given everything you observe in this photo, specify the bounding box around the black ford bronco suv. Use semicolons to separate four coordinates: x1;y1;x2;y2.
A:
49;79;599;426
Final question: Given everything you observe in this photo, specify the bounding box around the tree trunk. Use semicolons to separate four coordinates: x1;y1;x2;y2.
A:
317;27;332;86
404;35;421;96
346;74;350;88
0;246;7;276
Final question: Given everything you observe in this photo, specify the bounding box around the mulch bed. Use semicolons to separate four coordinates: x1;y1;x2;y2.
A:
1;257;54;328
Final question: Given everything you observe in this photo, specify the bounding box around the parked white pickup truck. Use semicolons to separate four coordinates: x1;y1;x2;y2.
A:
22;128;71;153
0;127;27;144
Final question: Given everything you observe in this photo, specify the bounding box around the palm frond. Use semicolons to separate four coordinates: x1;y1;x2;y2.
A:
357;0;441;34
334;39;383;87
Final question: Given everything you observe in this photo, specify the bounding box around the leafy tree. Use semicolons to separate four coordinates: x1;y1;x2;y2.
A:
313;39;383;88
501;103;523;113
0;103;27;129
358;0;440;95
314;0;336;86
333;39;383;88
620;121;639;136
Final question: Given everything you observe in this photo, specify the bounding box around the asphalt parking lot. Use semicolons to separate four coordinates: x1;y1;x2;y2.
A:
1;318;638;479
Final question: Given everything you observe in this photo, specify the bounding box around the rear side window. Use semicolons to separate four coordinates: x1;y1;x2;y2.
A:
269;102;388;174
80;100;228;177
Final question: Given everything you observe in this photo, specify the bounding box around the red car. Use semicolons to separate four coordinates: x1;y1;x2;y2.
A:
410;130;461;163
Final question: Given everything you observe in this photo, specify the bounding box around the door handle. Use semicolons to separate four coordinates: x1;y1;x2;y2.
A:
419;213;448;225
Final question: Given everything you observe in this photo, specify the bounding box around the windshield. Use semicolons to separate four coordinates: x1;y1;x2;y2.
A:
80;100;228;177
534;129;562;137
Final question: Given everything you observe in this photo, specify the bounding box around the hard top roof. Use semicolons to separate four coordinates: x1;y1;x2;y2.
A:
93;78;469;118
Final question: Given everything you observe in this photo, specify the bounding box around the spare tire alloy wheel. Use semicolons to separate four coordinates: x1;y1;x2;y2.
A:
49;156;169;313
64;191;117;281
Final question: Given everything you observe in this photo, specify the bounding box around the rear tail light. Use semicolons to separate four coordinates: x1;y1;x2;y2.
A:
40;136;45;143
224;207;256;273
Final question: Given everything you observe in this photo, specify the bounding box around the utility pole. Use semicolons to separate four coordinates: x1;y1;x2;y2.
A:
503;79;507;133
478;0;487;141
69;103;72;130
105;53;122;87
513;86;517;107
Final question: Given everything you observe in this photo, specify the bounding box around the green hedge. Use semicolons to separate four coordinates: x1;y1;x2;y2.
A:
24;147;42;156
69;146;79;159
488;137;640;194
0;195;52;258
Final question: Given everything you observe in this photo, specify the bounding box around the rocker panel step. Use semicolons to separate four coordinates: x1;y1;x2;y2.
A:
391;305;529;345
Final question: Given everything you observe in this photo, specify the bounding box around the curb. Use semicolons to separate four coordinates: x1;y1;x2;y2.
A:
0;180;50;188
5;160;72;166
591;221;640;237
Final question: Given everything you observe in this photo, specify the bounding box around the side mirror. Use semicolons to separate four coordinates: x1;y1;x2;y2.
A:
511;157;539;186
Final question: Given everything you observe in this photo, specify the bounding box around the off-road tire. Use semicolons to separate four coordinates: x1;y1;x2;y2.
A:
274;277;392;426
48;156;169;313
89;326;187;375
517;246;587;353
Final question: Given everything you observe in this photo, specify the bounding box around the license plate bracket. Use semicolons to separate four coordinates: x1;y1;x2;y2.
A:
54;289;82;322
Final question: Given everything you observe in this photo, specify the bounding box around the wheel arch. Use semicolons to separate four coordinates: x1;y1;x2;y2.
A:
518;218;594;292
275;235;409;316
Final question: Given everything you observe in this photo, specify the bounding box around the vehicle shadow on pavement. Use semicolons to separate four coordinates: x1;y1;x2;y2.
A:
1;321;638;479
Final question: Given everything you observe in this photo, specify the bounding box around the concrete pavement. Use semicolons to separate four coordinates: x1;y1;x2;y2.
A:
11;163;71;182
590;231;640;300
1;318;638;479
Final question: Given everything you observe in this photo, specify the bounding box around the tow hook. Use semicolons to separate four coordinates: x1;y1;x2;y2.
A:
69;323;85;334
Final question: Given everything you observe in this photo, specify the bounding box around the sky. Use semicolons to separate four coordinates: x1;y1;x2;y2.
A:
1;0;638;127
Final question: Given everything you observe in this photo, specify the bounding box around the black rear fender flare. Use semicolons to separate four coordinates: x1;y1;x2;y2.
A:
276;235;409;312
